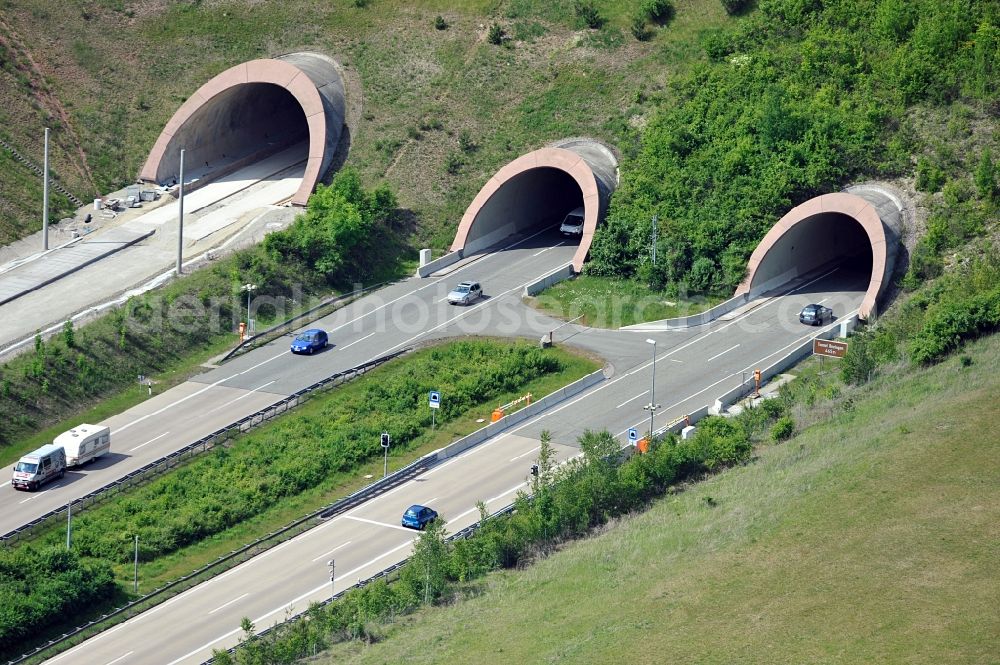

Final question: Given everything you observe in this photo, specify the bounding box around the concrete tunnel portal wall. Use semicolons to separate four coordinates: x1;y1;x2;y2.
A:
736;192;900;320
139;52;346;206
451;139;619;271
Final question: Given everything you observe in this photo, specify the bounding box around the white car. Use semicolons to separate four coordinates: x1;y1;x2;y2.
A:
447;281;482;305
559;207;585;236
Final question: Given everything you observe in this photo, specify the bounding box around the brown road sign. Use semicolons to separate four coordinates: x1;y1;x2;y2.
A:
814;338;848;358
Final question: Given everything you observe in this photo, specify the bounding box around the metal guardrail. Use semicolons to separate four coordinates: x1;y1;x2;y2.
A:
3;352;433;665
219;281;390;364
201;503;519;664
0;349;410;547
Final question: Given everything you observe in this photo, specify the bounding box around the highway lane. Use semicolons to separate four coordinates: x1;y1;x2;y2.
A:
45;433;574;665
39;261;867;663
0;229;582;535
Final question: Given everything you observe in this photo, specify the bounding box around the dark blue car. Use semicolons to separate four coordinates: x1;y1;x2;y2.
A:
290;328;329;354
401;504;438;530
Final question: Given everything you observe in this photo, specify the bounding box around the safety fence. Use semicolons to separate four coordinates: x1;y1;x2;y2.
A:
219;282;388;363
201;503;518;664
0;349;410;547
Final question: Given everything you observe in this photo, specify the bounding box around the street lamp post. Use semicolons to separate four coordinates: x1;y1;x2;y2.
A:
241;283;257;339
327;559;335;598
643;338;661;437
380;432;390;478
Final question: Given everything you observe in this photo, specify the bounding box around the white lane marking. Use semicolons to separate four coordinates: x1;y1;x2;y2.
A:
372;269;560;360
614;312;855;437
208;592;249;615
532;240;566;257
103;651;134;665
311;540;353;563
706;344;740;362
425;496;439;505
0;481;9;488
510;446;540;462
19;495;37;504
237;351;287;375
116;374;238;434
166;539;418;665
338;331;375;350
128;431;170;452
615;390;649;409
669;359;683;363
343;514;413;532
450;481;528;523
327;227;555;335
206;381;278;414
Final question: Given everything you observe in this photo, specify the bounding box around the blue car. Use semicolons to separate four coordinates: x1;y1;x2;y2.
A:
401;504;438;530
290;329;329;354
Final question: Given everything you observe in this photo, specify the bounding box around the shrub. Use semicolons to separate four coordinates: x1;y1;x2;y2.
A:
770;416;794;441
631;15;652;41
445;151;464;175
487;23;504;45
458;130;476;153
975;148;996;200
720;0;751;15
915;156;946;193
643;0;674;23
574;0;604;29
433;15;447;30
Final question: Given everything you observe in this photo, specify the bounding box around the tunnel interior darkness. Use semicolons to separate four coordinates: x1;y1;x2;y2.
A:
155;83;308;184
462;168;584;255
748;212;873;294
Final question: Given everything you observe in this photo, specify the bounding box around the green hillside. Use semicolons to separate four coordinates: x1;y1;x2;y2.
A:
313;334;1000;665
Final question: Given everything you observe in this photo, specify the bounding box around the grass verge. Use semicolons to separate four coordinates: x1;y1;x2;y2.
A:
527;274;723;328
315;334;1000;664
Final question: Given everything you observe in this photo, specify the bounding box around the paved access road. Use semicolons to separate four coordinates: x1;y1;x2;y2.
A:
47;432;577;665
43;260;865;664
0;230;581;536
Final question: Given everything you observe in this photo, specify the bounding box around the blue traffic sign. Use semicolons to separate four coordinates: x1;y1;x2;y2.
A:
627;428;638;442
429;390;441;409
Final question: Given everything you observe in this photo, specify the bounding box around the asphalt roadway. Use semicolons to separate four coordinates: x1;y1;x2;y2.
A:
6;227;867;664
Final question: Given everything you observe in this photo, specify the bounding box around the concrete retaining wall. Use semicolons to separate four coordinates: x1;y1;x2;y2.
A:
622;293;751;331
523;262;575;297
416;250;463;278
434;369;605;461
710;314;859;414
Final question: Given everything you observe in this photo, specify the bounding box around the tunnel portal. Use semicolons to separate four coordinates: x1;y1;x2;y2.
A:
737;192;899;319
451;139;619;271
139;52;346;206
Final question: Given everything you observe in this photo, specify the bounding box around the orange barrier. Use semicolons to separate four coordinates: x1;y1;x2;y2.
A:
637;438;649;454
491;408;504;422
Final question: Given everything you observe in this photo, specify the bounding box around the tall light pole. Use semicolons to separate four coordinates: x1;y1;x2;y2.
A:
42;127;50;250
66;499;72;549
327;559;335;598
380;432;390;478
242;283;257;338
643;338;661;437
133;535;139;593
176;148;185;276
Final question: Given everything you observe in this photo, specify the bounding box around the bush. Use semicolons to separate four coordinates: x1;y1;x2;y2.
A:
643;0;674;23
574;0;604;29
631;15;652;41
487;23;504;45
770;416;794;441
433;15;447;30
720;0;751;15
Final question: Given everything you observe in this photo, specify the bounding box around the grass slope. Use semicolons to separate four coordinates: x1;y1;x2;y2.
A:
318;334;1000;664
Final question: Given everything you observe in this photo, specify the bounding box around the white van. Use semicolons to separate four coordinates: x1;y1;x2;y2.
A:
559;207;585;236
12;444;66;491
56;424;111;467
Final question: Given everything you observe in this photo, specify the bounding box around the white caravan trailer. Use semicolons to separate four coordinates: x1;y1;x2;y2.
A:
55;424;111;467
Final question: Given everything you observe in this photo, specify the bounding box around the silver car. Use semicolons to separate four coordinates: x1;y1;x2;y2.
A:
447;281;482;305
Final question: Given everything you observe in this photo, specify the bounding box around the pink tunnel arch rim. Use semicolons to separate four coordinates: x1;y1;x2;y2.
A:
450;147;601;272
138;58;328;206
735;192;888;320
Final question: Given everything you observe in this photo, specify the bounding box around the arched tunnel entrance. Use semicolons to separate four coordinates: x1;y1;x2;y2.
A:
149;83;309;187
140;52;346;206
451;139;618;271
737;192;899;319
459;167;584;254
